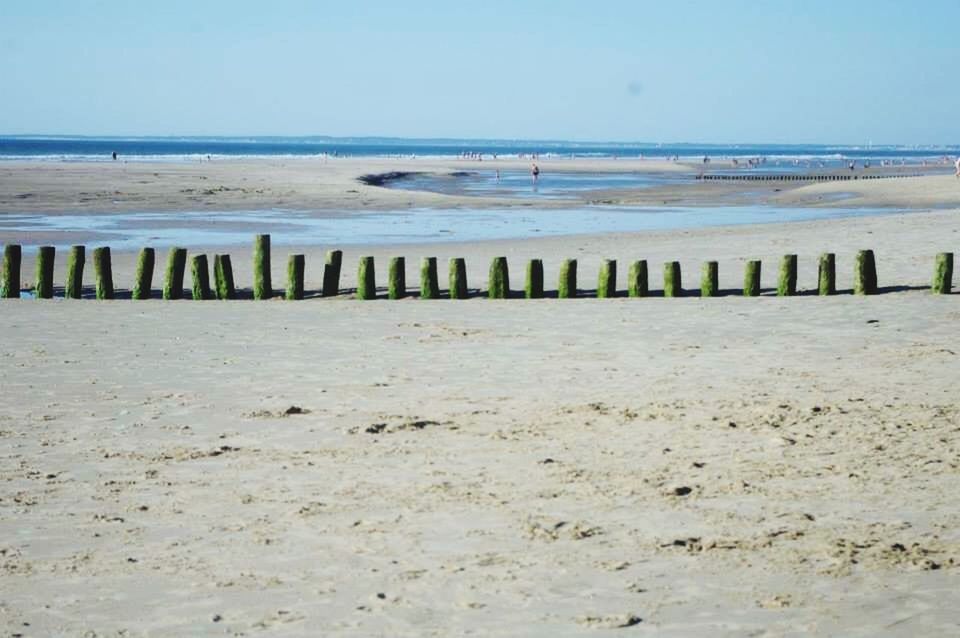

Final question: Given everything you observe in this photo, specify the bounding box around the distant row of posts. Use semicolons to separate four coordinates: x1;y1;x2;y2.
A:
0;236;954;299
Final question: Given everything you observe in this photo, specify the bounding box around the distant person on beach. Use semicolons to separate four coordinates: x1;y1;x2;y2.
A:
495;169;501;183
531;163;540;184
112;151;117;160
955;157;960;178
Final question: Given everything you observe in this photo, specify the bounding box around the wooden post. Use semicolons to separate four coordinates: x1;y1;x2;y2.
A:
192;254;213;300
213;254;236;300
357;256;376;299
854;249;878;295
420;257;439;299
932;252;953;294
628;260;648;298
700;261;718;297
1;244;21;298
388;257;407;299
35;246;55;299
597;259;616;298
525;259;544;299
488;256;509;299
285;254;305;300
777;254;798;296
132;247;155;300
93;247;114;300
663;261;682;297
818;253;836;296
163;247;187;300
743;260;761;296
558;259;577;298
322;249;343;297
65;245;85;299
253;234;271;300
449;258;468;299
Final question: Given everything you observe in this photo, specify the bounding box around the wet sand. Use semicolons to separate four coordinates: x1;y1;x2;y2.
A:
1;157;957;214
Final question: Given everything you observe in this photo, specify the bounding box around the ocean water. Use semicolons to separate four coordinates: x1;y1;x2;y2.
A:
0;136;956;165
0;206;906;251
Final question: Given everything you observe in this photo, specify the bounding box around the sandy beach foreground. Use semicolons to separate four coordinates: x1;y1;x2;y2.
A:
1;157;959;636
2;297;959;636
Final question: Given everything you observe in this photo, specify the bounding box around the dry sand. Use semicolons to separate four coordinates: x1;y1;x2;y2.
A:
1;159;960;636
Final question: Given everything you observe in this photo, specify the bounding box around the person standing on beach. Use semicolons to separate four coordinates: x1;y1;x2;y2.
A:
531;163;540;184
955;156;960;178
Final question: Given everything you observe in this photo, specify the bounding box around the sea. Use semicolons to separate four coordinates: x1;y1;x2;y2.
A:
0;136;957;166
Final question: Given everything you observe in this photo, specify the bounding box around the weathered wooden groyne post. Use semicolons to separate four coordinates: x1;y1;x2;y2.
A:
35;246;55;299
525;259;544;299
1;244;21;298
449;258;468;299
388;257;407;299
285;254;305;300
700;261;718;297
357;256;376;299
253;234;272;300
420;257;439;299
663;261;682;297
597;259;616;298
322;249;342;297
93;246;114;300
558;259;577;298
213;254;236;300
932;252;953;294
132;247;155;300
743;260;761;297
854;249;878;295
65;245;85;299
818;253;836;296
163;247;187;300
192;254;213;300
777;254;798;296
628;260;648;297
489;257;509;299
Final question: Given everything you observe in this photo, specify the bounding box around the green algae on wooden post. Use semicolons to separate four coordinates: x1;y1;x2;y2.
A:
628;260;648;298
357;256;376;300
1;244;21;298
449;258;468;299
163;247;187;300
192;254;213;301
92;247;114;300
132;247;155;300
322;249;342;297
285;254;305;300
35;246;55;299
663;261;682;297
818;253;836;296
388;257;407;299
700;261;719;298
597;259;616;298
854;249;878;295
743;260;761;297
420;257;439;299
65;245;85;299
777;254;798;296
525;259;544;299
488;256;509;299
932;252;953;294
213;254;236;300
253;234;272;300
558;259;577;299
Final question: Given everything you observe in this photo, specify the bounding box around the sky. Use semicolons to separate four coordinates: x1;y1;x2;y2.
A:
1;0;958;144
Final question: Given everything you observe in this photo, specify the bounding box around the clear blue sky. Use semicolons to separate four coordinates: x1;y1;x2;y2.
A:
2;0;958;144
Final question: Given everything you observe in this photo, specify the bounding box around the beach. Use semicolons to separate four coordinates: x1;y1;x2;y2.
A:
2;157;960;636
